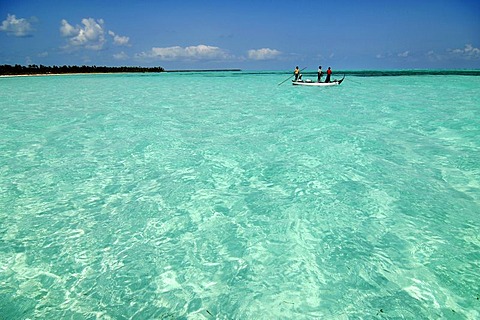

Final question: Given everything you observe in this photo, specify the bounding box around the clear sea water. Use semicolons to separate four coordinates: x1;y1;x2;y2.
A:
0;71;479;319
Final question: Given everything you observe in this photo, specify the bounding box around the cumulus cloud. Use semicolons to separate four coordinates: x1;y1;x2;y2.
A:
426;44;480;62
60;18;130;51
449;44;480;59
113;51;129;60
136;45;230;61
108;30;130;46
376;51;411;59
0;14;34;37
426;50;442;62
60;19;76;37
247;48;281;60
60;18;106;50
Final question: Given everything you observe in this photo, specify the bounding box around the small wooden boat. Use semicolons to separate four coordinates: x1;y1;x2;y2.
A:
292;75;345;86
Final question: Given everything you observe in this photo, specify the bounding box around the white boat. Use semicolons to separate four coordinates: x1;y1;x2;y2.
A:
292;75;345;86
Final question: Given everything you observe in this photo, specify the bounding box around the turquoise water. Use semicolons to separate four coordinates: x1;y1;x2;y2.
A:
0;72;479;319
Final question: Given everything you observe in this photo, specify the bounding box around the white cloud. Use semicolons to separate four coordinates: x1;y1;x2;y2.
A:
60;18;131;52
426;50;442;61
108;30;130;46
376;51;411;59
0;14;34;37
60;19;77;37
376;52;394;59
60;18;106;50
136;45;230;61
449;44;480;59
426;44;480;62
247;48;281;60
113;51;129;60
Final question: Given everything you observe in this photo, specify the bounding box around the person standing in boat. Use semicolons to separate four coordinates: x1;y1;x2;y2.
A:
317;66;323;82
325;67;332;83
294;66;301;81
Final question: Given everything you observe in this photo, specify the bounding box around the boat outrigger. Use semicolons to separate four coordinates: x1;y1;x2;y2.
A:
292;75;345;86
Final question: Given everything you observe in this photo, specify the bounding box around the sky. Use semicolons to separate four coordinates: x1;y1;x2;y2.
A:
1;0;479;70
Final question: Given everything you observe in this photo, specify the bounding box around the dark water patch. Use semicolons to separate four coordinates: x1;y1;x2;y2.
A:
337;69;480;77
162;69;480;78
293;69;480;77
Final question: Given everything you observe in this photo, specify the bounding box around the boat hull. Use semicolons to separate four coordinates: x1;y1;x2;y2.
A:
292;76;345;86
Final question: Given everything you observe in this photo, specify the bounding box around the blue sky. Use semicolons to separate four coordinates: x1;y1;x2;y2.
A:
1;0;479;70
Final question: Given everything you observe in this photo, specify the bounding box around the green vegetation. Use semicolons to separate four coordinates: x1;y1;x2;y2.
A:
0;64;165;75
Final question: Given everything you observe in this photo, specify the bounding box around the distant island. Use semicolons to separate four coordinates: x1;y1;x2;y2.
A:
0;65;244;76
0;64;165;76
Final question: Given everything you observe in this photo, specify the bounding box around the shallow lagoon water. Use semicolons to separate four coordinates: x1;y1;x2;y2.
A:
1;72;479;319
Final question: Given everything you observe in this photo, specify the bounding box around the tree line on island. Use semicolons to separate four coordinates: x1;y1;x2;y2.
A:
0;64;165;76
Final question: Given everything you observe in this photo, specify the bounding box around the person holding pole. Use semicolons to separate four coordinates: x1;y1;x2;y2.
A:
294;66;302;81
